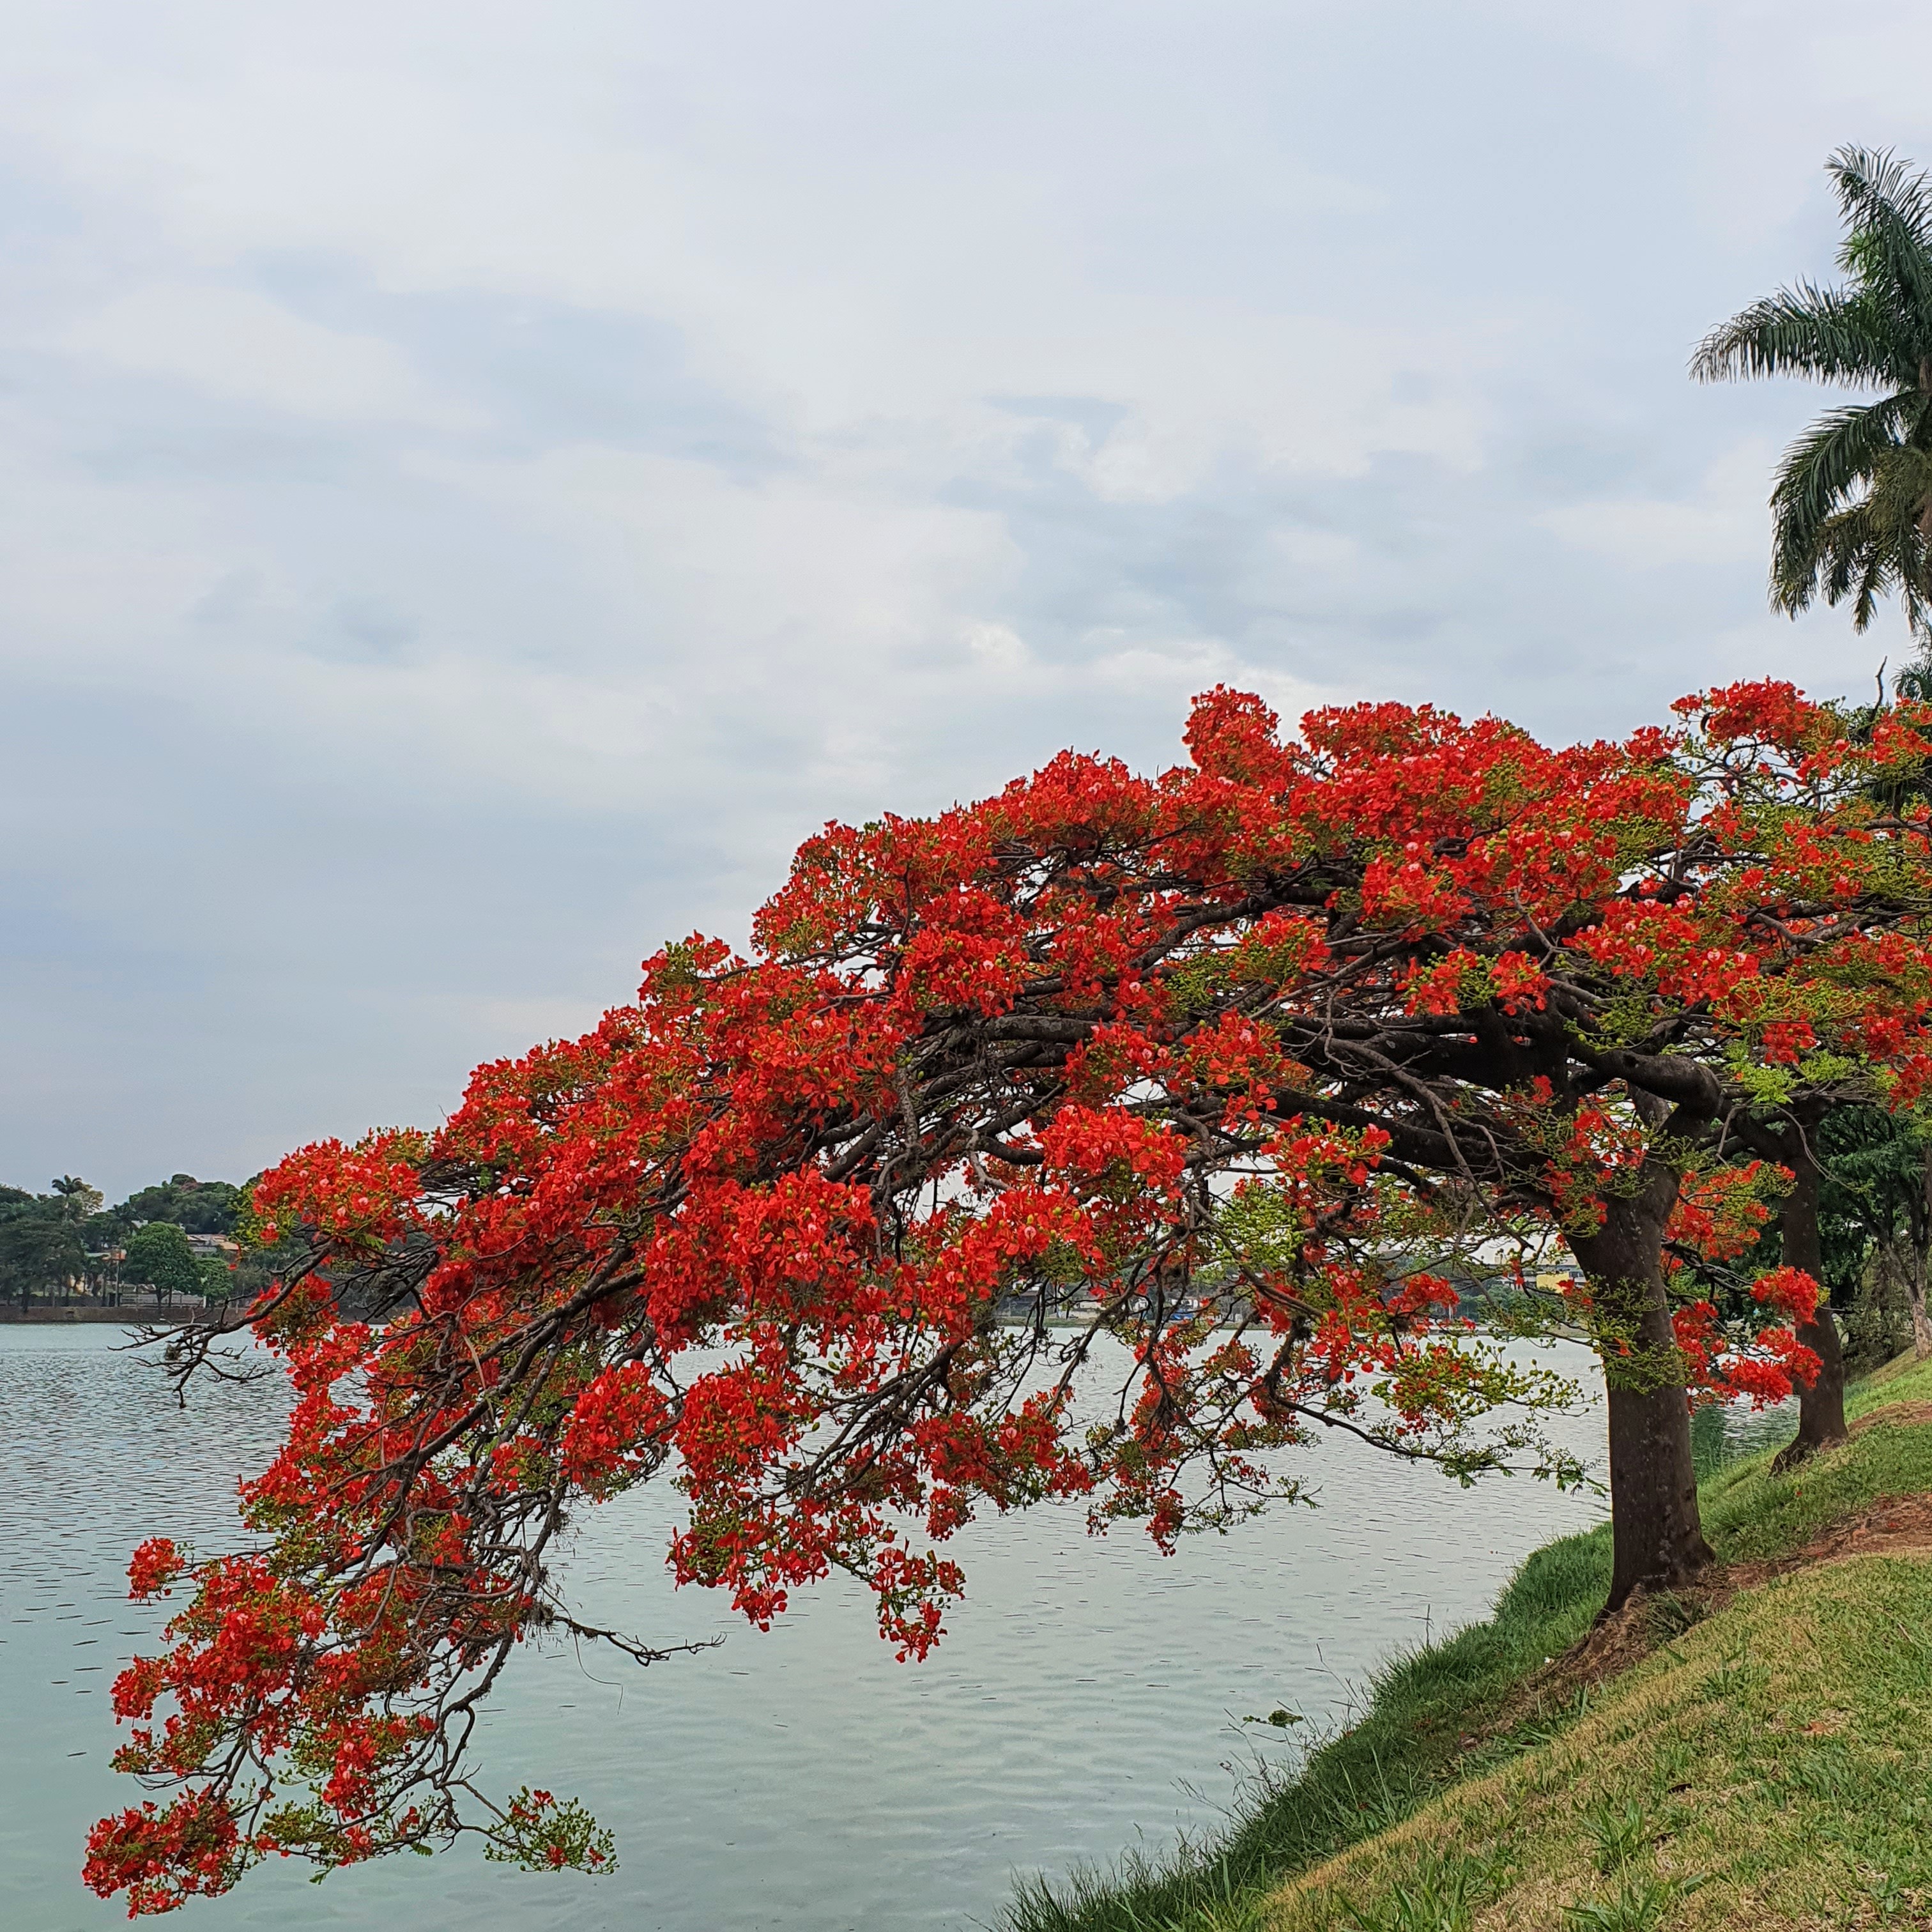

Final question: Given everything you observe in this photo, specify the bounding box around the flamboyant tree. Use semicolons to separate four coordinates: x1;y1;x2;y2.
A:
86;705;1581;1914
84;678;1932;1915
1650;680;1932;1460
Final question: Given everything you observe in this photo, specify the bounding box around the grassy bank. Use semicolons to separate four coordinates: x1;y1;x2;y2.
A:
1002;1352;1932;1932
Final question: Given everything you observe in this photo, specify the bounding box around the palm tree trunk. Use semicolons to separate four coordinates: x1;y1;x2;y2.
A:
1918;360;1932;542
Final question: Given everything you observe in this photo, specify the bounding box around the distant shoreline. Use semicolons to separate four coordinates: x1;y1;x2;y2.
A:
0;1307;192;1324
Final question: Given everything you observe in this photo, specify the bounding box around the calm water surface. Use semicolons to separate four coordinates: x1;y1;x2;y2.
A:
0;1326;1786;1931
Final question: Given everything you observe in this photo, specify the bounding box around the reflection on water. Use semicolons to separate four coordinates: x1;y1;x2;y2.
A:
1692;1391;1797;1478
0;1327;1782;1931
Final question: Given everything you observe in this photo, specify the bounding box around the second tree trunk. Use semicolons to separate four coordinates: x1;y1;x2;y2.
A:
1774;1153;1848;1469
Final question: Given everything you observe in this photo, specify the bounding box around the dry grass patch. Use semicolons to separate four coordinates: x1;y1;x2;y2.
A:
1852;1400;1932;1436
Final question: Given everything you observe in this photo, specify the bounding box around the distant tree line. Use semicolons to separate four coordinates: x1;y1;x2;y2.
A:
0;1173;295;1312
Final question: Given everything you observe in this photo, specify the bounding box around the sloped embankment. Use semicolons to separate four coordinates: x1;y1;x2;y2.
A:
1270;1515;1932;1926
1002;1353;1932;1932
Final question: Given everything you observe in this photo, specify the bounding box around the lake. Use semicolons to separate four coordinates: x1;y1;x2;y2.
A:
0;1324;1784;1931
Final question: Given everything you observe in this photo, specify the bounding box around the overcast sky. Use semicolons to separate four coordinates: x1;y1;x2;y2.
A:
6;1;1931;1197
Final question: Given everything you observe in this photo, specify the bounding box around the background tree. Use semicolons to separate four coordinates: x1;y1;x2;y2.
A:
0;1184;89;1308
119;1176;243;1237
52;1174;103;1216
107;1174;284;1303
0;1217;82;1308
0;1174;270;1305
1818;1104;1932;1361
1693;144;1932;643
121;1221;206;1309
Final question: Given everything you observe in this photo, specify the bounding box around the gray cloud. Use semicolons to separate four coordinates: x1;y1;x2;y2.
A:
1;0;1928;1193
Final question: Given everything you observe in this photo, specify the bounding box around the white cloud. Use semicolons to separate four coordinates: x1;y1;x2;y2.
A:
965;622;1032;675
1537;442;1777;570
59;282;477;425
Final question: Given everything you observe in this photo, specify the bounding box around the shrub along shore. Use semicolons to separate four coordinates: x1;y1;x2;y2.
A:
1002;1352;1932;1932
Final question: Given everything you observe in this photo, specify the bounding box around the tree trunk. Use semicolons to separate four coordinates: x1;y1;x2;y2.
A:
1920;360;1932;545
1908;1266;1932;1361
1882;1239;1932;1363
1912;1147;1932;1361
1570;1186;1712;1609
1771;1154;1848;1472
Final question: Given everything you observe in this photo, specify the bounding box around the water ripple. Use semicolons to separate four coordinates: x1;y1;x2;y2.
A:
0;1326;1687;1931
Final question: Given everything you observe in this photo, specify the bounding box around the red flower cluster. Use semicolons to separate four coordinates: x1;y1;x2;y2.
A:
1673;1296;1822;1409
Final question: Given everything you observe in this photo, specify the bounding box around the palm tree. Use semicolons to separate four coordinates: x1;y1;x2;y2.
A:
1693;145;1932;643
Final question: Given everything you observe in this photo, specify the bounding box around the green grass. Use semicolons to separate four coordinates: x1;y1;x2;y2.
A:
1848;1346;1932;1414
998;1353;1932;1932
1273;1554;1932;1929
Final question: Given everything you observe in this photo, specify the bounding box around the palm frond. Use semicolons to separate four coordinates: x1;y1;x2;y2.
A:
1768;394;1911;546
1868;443;1932;527
1867;450;1932;640
1697;143;1932;641
1784;477;1932;636
1829;145;1932;323
1690;282;1905;386
1853;552;1890;632
1895;657;1932;699
1779;495;1877;619
1823;503;1897;631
